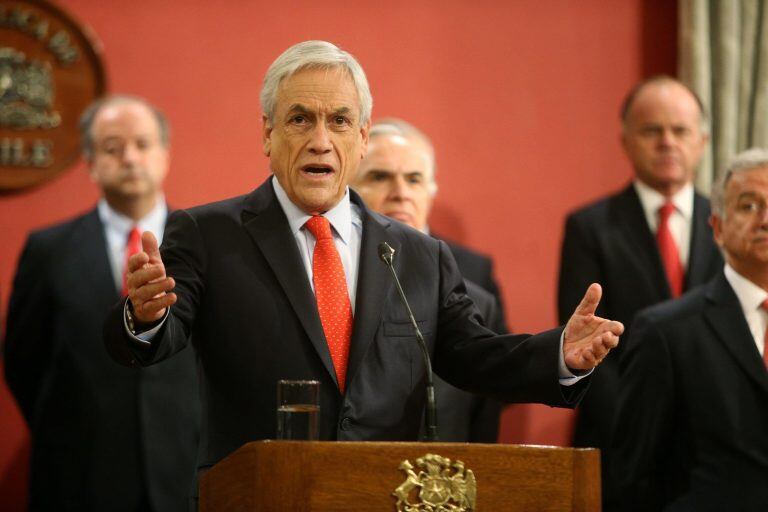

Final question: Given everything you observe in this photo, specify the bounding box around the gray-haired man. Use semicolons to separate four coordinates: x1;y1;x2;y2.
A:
104;41;623;487
612;148;768;510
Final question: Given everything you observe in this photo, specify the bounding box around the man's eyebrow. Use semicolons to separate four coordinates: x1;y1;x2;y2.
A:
286;104;313;115
330;106;352;117
365;169;394;176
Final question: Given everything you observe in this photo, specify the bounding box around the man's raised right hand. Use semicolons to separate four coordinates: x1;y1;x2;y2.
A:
126;231;177;324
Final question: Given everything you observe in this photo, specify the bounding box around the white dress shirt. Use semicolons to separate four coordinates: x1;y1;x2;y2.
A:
634;180;694;267
272;177;362;313
724;264;768;357
97;198;168;293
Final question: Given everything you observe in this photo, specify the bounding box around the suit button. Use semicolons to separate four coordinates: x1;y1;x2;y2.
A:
340;417;353;430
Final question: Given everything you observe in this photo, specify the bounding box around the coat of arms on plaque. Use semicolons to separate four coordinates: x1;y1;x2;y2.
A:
0;0;105;191
393;453;477;511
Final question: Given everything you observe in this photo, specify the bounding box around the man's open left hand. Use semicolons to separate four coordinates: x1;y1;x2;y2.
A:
563;283;624;370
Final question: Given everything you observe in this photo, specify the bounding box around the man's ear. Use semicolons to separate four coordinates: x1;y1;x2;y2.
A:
620;131;629;154
262;115;272;157
86;159;99;184
359;119;371;160
710;214;724;247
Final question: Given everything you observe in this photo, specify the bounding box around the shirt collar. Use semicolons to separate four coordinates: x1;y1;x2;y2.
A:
97;197;167;238
634;179;694;221
271;175;354;245
724;263;768;314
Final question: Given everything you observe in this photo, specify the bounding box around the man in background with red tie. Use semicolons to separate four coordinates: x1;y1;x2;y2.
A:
556;76;723;509
611;148;768;510
3;95;199;511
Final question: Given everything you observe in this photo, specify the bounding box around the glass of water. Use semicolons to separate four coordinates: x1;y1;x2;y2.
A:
276;379;320;440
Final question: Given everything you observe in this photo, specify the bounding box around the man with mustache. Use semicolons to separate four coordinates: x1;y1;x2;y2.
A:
4;96;199;511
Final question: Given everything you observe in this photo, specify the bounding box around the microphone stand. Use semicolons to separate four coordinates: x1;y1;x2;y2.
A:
379;242;439;442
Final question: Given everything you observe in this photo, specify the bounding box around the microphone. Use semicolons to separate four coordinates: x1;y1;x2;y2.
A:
378;242;439;442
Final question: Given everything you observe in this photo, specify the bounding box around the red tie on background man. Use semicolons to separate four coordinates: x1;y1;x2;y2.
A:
657;202;684;298
760;300;768;369
305;215;353;392
122;226;142;297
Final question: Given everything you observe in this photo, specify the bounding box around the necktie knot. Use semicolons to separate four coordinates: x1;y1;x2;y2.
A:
127;226;142;247
760;299;768;312
305;215;333;241
658;202;676;223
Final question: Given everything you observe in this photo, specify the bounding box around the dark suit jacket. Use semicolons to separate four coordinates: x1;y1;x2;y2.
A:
557;183;722;508
430;280;503;442
105;178;587;475
440;237;508;332
612;272;768;511
3;209;199;512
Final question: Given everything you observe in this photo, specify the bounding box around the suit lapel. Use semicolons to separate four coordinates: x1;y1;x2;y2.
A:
241;180;337;389
77;210;121;304
613;185;671;297
686;192;717;288
345;193;395;389
705;273;768;396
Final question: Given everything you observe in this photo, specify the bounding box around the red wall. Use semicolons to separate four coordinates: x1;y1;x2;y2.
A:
0;0;676;507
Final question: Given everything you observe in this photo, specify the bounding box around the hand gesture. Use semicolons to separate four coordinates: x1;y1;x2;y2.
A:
563;283;623;370
126;232;177;324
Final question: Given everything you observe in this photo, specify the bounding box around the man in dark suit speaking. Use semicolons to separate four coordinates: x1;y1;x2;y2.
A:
105;41;623;479
4;96;199;511
612;148;768;510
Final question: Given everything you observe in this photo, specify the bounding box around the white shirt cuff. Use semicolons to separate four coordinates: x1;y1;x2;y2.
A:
558;329;593;386
123;301;169;345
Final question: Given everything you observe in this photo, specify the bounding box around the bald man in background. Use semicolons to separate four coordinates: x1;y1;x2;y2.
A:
557;76;723;508
353;118;505;442
4;96;199;511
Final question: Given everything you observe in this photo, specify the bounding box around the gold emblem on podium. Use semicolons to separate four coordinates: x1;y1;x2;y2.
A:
393;453;477;511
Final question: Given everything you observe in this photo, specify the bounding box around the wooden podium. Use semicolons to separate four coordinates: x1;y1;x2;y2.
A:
200;441;600;511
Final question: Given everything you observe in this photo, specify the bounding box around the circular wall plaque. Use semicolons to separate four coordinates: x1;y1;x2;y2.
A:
0;0;106;192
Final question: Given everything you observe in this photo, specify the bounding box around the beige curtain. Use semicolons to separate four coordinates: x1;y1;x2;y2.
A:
679;0;768;193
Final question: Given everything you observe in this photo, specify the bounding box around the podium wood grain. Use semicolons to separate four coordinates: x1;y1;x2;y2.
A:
200;441;600;511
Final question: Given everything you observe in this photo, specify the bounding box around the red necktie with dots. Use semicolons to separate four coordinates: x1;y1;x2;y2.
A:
305;215;353;392
760;300;768;369
657;202;684;297
122;226;142;297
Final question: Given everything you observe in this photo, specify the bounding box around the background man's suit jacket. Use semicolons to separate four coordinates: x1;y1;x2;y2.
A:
557;184;722;506
612;272;768;511
4;209;200;512
440;237;508;332
105;178;588;474
430;279;503;442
